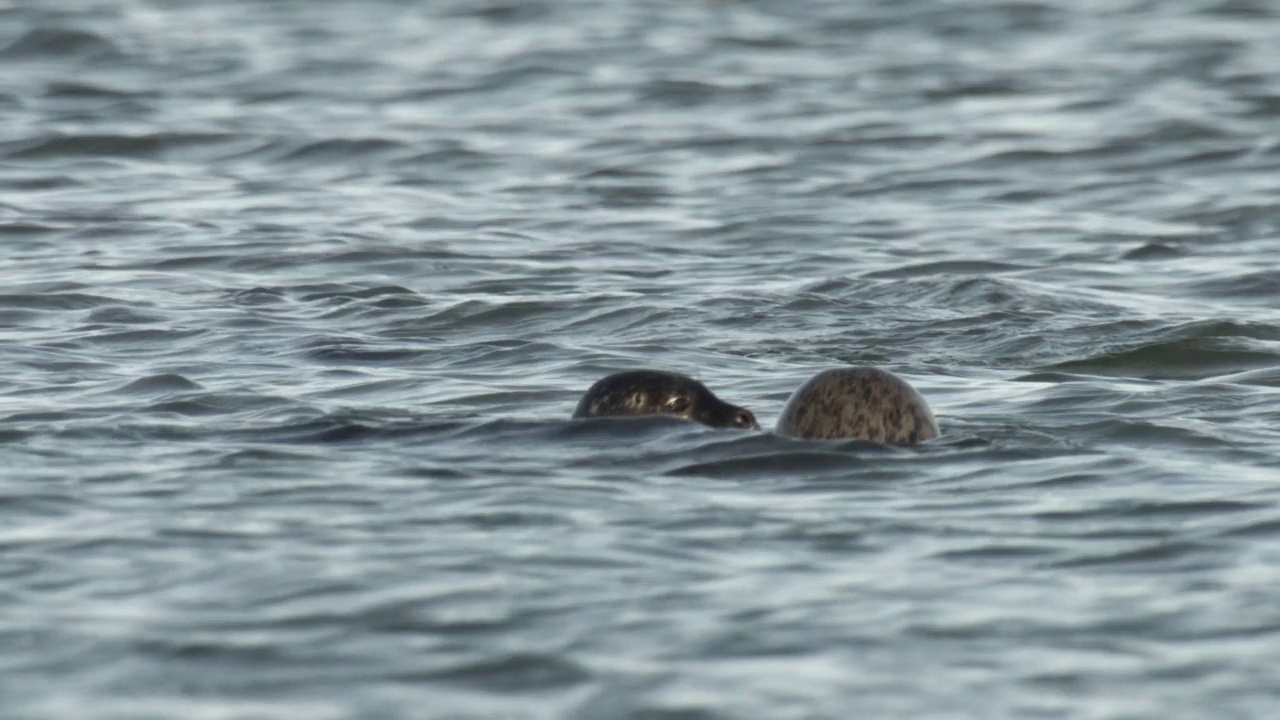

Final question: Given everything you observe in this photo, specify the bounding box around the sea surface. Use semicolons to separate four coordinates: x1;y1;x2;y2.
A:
3;0;1280;718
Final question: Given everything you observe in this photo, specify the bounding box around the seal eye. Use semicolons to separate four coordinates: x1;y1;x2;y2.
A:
666;397;691;414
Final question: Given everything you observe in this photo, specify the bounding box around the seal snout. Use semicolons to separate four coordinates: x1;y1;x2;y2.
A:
725;406;759;431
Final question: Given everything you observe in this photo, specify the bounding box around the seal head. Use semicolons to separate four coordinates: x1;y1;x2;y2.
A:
775;367;938;444
572;370;759;430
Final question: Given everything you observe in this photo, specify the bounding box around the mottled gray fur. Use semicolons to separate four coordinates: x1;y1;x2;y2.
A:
774;367;938;444
573;370;759;430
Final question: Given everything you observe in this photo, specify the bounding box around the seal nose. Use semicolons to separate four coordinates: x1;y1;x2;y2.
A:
734;410;760;430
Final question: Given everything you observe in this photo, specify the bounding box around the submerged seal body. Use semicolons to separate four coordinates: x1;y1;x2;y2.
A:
572;370;759;430
775;367;938;444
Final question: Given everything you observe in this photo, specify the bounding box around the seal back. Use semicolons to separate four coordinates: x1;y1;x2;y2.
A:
774;367;937;444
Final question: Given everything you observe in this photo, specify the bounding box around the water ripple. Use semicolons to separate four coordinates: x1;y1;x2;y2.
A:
2;0;1280;717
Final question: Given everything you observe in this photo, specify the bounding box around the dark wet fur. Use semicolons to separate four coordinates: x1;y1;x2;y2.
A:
775;367;938;445
573;370;759;430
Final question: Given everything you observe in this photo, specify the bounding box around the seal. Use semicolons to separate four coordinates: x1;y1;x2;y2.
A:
572;370;760;430
774;367;938;444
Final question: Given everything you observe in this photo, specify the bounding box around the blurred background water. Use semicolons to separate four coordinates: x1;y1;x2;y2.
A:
3;0;1280;717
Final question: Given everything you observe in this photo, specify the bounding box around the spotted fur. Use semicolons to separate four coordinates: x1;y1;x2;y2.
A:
774;367;938;444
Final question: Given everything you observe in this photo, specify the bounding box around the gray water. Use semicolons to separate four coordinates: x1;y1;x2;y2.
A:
3;0;1280;717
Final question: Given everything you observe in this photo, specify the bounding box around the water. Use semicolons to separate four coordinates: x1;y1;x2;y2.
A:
3;0;1280;717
